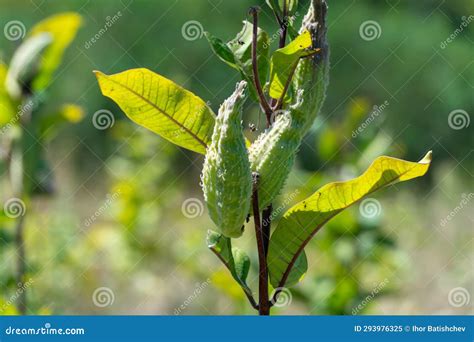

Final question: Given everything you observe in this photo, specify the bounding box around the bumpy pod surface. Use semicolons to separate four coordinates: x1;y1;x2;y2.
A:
202;81;252;238
249;110;301;210
292;0;329;135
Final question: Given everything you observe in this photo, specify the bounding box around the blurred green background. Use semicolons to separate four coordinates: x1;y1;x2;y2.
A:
0;0;473;315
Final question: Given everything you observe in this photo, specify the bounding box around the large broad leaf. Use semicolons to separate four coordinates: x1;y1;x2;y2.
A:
0;62;16;126
268;30;315;100
29;12;82;91
268;152;433;288
95;68;216;154
207;230;255;304
205;21;269;101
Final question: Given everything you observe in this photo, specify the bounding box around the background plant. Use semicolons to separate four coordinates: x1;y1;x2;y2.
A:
0;13;82;314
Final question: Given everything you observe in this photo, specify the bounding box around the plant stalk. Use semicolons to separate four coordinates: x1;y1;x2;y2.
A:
249;6;273;124
10;98;34;315
14;214;27;314
252;172;270;315
278;0;288;48
262;205;272;257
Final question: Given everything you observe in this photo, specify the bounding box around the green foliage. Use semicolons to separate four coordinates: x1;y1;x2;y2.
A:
0;63;16;126
268;151;432;288
207;230;253;302
266;0;299;16
0;11;82;314
28;12;82;91
205;21;269;101
95;68;216;154
5;34;52;99
268;30;314;100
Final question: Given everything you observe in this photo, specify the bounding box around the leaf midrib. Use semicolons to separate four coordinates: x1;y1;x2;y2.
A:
103;73;209;149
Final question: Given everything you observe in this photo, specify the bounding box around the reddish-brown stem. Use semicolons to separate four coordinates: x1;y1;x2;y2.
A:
249;7;273;125
252;172;270;315
262;205;272;257
278;0;288;48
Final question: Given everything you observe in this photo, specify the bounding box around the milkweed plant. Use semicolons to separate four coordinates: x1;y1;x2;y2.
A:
96;0;432;315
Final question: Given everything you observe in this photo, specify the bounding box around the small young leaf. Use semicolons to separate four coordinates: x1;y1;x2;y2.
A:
268;30;315;100
29;12;82;91
207;230;254;301
95;68;216;154
266;0;299;15
206;21;269;101
268;152;433;288
204;32;237;69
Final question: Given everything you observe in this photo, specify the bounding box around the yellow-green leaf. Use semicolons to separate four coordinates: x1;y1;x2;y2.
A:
268;30;314;100
95;68;216;154
0;62;16;127
29;12;82;90
268;151;433;288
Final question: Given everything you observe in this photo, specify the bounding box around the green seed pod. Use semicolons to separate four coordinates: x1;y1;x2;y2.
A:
201;81;252;238
292;0;329;134
249;109;301;210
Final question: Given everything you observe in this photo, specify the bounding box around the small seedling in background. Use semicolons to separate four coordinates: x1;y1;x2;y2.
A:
96;0;432;315
0;13;83;314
